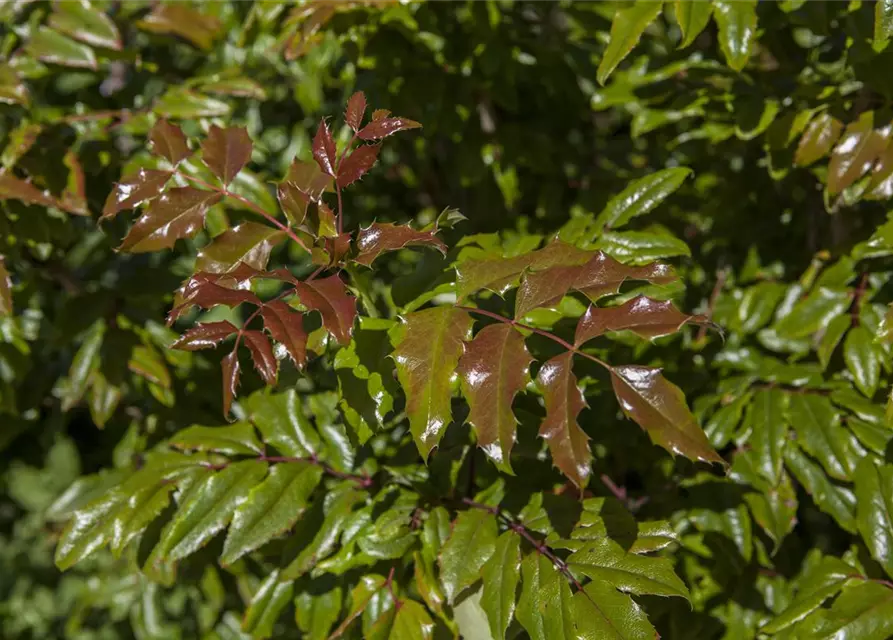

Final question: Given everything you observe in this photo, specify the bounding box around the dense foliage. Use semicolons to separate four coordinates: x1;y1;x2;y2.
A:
5;1;893;638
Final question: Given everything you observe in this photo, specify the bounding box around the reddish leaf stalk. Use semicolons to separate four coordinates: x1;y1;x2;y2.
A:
334;130;359;234
696;267;727;342
461;497;585;592
850;272;869;327
175;171;311;253
457;305;611;370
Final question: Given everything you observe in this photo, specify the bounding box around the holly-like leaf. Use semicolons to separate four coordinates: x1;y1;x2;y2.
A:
243;572;294;638
262;301;307;368
221;462;323;565
169;423;263;457
345;91;367;131
136;4;222;50
149;120;190;165
245;389;321;458
789;394;862;482
610;365;725;467
575;296;708;345
117;186;221;253
169;278;262;324
675;0;713;48
392;307;473;459
0;257;11;316
713;0;757;72
48;2;122;50
761;555;858;634
458;324;532;473
354;223;447;267
222;350;240;416
568;537;690;599
537;352;592;488
796;581;893;639
438;510;498;603
150;461;266;565
243;330;278;385
574;579;658;639
795;112;844;167
774;287;852;339
172;321;238;351
357;117;422;140
312;119;337;177
201;125;252;186
596;0;664;85
195;222;285;274
102;169;172;219
277;181;311;227
337;144;380;188
292;275;357;345
592;167;692;232
456;240;592;302
0;172;75;213
828;112;889;195
481;531;521;639
515;252;677;319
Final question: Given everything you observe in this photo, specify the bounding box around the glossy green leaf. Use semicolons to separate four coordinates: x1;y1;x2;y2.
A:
594;228;691;263
597;1;664;85
828;112;889;195
61;321;105;412
854;459;893;579
742;388;788;485
785;445;856;533
48;3;122;51
713;0;757;72
154;88;231;119
26;27;97;70
242;571;294;638
775;287;852;339
481;531;521;639
222;462;322;565
789;394;863;481
796;581;893;640
573;579;659;639
516;553;568;640
730;451;797;549
150;461;266;565
593;167;691;233
294;586;342;640
0;64;28;106
392;307;473;459
844;326;881;397
169;423;262;457
675;0;713;48
819;314;850;369
246;389;321;458
567;537;690;598
439;510;498;603
877;0;893;48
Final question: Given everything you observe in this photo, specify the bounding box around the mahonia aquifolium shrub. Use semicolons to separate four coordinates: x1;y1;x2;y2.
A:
5;1;893;638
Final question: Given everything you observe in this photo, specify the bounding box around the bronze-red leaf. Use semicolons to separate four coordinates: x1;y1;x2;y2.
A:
354;222;447;267
0;171;77;214
117;186;221;253
312;119;337;177
222;349;240;416
194;222;285;274
243;330;278;385
149;119;190;165
292;275;357;344
610;365;725;466
201;125;252;186
261;301;307;368
536;352;592;488
574;296;708;345
336;144;380;188
345;91;367;132
168;279;262;325
515;251;677;319
101;169;172;219
171;321;238;351
0;257;11;317
458;324;532;473
357;116;422;140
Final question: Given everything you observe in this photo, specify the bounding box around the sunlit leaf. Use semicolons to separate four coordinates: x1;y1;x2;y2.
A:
312;119;337;177
357;117;422;140
575;296;707;344
593;167;691;233
675;0;713;48
201;125;253;186
292;275;357;344
355;223;447;267
102;169;172;219
345;91;367;131
438;510;498;603
480;532;520;639
137;4;222;50
117;187;221;253
854;459;893;580
713;0;757;72
48;2;122;50
26;27;96;69
337;144;380;188
597;1;664;85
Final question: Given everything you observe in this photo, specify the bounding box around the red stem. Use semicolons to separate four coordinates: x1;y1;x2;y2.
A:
175;171;311;253
457;305;611;370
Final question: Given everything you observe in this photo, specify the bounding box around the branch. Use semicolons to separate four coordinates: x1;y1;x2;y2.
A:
457;305;611;370
175;171;311;253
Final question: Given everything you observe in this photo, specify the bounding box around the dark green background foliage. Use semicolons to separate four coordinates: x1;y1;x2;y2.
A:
5;1;893;638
